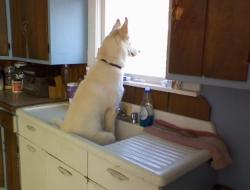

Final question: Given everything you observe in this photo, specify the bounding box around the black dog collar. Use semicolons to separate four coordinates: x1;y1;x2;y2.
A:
100;59;122;69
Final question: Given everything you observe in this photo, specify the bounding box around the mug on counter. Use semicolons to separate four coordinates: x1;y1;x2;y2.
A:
67;82;79;102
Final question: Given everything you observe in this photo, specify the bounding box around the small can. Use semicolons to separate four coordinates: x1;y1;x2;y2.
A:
12;80;23;93
67;82;79;102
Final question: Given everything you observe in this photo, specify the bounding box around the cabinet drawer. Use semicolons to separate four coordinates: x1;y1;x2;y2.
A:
88;154;157;190
19;136;47;190
18;117;87;176
46;153;87;190
44;132;87;176
88;180;106;190
18;117;47;146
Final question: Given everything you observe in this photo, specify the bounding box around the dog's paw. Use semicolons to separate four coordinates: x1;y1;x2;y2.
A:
93;131;116;145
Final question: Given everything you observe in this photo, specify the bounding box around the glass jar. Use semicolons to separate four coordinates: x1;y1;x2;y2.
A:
4;65;15;90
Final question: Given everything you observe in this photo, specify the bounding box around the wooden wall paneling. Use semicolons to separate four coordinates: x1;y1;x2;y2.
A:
67;64;87;82
203;0;250;81
122;86;136;103
134;87;144;105
0;0;8;56
123;86;169;111
151;91;168;111
133;87;169;111
60;64;87;85
168;0;207;75
122;86;210;120
168;94;211;121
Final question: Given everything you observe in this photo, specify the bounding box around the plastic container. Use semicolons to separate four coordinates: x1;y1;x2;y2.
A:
11;63;26;93
67;82;79;102
139;87;154;127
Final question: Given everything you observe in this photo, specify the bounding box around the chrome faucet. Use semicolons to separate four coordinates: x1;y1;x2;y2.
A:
116;105;138;124
131;112;138;124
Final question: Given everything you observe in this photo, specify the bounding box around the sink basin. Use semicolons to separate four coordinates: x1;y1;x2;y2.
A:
20;103;68;125
18;102;144;141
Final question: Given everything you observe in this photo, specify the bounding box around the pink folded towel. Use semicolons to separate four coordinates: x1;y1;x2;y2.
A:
144;119;232;170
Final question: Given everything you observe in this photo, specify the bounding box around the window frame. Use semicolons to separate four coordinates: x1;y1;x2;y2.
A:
87;0;200;95
87;0;167;81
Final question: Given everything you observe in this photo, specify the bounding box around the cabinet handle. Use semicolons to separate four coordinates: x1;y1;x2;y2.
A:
106;168;129;181
26;144;36;152
58;166;73;177
172;0;184;28
22;20;30;58
26;125;36;132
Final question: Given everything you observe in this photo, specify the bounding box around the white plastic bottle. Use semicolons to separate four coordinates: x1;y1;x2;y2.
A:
139;87;154;127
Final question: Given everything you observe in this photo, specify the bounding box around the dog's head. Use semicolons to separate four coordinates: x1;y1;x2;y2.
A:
97;18;138;68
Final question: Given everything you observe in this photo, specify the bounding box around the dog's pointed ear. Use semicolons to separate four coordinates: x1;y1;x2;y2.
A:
119;17;128;39
111;19;121;32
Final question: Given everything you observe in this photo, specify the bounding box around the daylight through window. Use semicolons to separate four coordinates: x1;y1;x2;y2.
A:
104;0;169;78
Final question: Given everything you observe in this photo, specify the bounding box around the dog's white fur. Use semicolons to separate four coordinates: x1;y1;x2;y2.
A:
61;18;137;145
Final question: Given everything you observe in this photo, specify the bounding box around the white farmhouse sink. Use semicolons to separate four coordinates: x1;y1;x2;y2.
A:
20;103;68;125
16;102;214;188
19;102;144;141
18;101;216;141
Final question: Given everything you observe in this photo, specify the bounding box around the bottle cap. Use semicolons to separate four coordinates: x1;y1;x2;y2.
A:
145;87;151;92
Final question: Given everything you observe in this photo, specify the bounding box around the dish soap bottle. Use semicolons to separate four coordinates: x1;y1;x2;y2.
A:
139;87;154;127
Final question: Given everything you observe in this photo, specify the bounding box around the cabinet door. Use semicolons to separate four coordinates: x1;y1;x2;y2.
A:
88;154;158;190
0;0;8;56
10;0;48;60
19;136;46;190
88;181;106;190
0;112;20;190
46;153;87;190
203;0;250;81
168;0;207;76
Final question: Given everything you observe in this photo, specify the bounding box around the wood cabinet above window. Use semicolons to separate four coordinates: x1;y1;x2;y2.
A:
203;0;250;81
10;0;88;65
0;0;9;57
168;0;250;82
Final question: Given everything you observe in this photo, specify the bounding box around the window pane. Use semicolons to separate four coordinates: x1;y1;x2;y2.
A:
105;0;169;78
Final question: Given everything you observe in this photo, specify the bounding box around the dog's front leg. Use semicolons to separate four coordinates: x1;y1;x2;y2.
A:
104;107;117;133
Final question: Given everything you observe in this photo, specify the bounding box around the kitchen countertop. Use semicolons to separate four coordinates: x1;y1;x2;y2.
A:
0;90;65;113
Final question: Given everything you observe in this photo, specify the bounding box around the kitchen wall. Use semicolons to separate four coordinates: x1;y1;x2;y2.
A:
201;85;250;190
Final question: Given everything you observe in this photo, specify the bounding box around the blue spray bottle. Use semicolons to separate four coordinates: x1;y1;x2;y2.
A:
139;87;154;127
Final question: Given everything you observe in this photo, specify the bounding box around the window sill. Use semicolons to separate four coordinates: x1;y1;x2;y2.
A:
123;80;200;97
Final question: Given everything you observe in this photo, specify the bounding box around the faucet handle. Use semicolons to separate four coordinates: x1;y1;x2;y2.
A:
117;106;126;116
131;112;138;124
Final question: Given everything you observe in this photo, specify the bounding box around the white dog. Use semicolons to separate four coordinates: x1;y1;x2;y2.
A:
61;18;137;145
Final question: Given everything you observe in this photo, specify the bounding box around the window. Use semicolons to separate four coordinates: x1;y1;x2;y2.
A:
88;0;169;80
88;0;200;94
105;0;169;78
